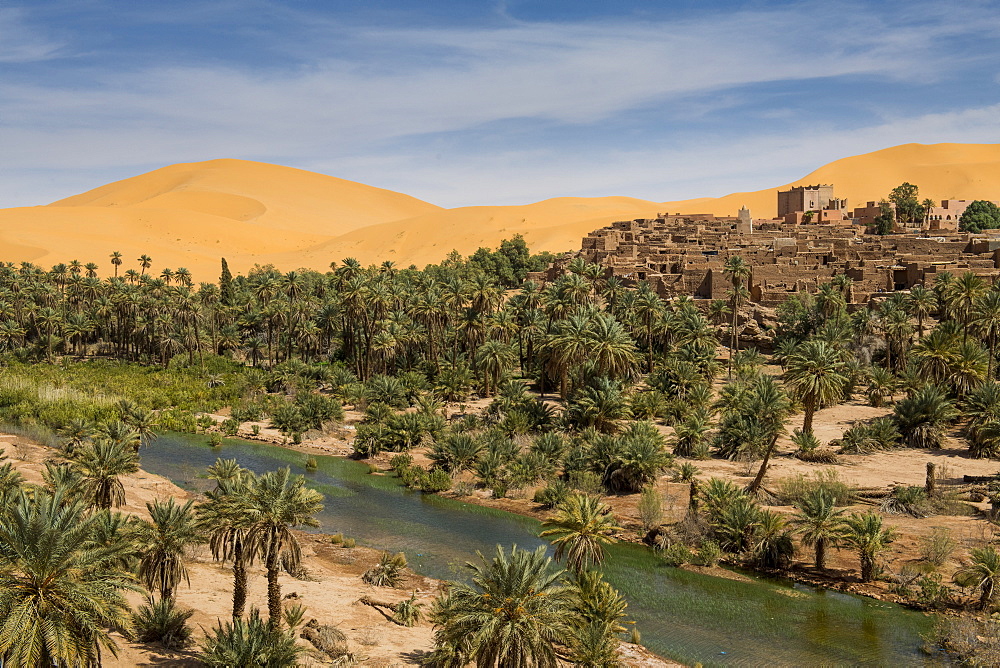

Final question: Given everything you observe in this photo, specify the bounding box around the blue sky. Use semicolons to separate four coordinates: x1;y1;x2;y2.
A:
2;0;999;208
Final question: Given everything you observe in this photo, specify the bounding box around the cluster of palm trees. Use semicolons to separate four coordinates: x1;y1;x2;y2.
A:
0;428;323;665
428;492;627;666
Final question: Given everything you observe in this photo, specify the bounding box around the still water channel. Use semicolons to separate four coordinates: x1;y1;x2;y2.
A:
140;433;935;666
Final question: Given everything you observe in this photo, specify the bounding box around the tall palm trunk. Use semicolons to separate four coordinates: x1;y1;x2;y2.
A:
747;435;778;495
803;394;816;434
815;537;827;570
232;541;247;619
265;541;282;629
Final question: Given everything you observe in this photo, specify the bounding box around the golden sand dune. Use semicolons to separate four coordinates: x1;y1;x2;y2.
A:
1;144;998;279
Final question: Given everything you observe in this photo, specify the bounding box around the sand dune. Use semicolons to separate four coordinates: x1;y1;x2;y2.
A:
2;144;998;279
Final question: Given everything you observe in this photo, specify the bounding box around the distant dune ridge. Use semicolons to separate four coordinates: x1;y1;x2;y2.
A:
2;143;998;279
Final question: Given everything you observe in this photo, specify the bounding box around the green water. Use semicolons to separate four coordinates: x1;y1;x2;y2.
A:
140;433;935;666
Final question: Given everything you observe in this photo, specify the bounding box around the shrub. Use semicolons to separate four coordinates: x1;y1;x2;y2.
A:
304;457;318;472
389;453;413;472
920;527;956;570
660;544;693;567
694;540;723;567
133;596;194;649
208;433;223;448
421;468;452;493
330;533;343;544
777;469;854;506
393;592;424;627
200;609;299;667
343;537;356;548
534;480;570;509
637;486;663;531
221;417;240;436
362;552;407;587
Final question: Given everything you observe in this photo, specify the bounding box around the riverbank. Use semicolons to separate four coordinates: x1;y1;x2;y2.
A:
1;430;678;667
198;398;1000;612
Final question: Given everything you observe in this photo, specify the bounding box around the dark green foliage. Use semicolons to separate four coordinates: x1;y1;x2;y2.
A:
888;182;922;225
893;385;957;449
959;200;1000;233
133;596;194;648
200;609;300;667
590;421;672;494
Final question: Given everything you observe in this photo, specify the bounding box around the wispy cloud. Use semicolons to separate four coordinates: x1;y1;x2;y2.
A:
0;8;65;63
0;0;998;206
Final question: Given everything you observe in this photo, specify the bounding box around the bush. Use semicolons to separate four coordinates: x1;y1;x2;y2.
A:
777;469;855;506
637;486;663;531
420;468;452;493
534;479;570;509
133;596;194;649
694;540;722;567
200;609;299;667
362;552;407;587
393;593;424;627
343;537;356;548
221;417;240;436
660;544;693;567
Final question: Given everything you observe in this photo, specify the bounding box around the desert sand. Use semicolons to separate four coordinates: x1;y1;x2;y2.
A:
1;143;998;278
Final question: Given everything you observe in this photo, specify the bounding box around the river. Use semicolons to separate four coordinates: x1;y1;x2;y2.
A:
140;432;936;666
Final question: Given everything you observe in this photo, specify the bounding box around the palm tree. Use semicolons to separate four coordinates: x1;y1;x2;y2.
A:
842;512;897;582
72;437;139;509
743;375;792;495
429;545;575;668
110;251;123;277
137;498;202;601
245;468;324;628
476;339;516;397
540;493;621;573
784;339;849;435
954;546;1000;609
0;490;140;666
138;254;153;275
974;290;1000;379
906;285;936;338
723;255;751;374
792;489;848;569
200;462;258;619
893;384;957;449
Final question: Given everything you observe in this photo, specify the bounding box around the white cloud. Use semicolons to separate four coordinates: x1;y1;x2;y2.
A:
0;8;65;63
0;1;998;206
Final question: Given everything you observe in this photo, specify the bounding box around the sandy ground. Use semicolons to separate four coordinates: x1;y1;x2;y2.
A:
1;431;677;667
1;143;998;277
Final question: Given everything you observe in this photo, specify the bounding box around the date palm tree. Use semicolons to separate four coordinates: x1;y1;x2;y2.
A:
200;461;258;619
540;493;621;573
429;545;575;668
842;511;896;582
723;255;751;375
0;490;140;666
784;339;848;435
906;285;936;338
110;251;123;277
245;468;324;629
954;546;1000;609
792;489;848;570
137;498;202;601
72;437;139;509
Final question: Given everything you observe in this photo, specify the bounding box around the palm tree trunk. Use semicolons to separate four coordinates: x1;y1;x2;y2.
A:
233;545;247;619
747;435;778;495
266;548;282;629
803;394;816;434
815;538;826;570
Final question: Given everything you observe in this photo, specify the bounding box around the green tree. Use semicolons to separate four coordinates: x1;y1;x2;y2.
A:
428;545;575;668
200;462;257;619
73;438;140;510
246;468;324;629
842;512;897;582
0;490;140;666
954;546;1000;609
792;489;848;570
540;493;621;573
784;339;848;435
959;200;1000;233
137;498;202;601
871;200;895;235
889;182;922;225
